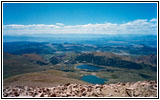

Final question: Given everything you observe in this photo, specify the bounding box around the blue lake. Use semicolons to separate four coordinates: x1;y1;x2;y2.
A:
81;75;107;84
76;64;104;71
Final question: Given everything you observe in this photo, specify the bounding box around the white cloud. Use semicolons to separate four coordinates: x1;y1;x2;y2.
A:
150;18;157;22
56;23;64;26
3;18;157;35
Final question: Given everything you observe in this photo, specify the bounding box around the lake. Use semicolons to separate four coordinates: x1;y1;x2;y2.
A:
81;75;107;84
76;64;104;71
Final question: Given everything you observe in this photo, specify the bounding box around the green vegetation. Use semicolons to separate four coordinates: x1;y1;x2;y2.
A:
3;41;157;85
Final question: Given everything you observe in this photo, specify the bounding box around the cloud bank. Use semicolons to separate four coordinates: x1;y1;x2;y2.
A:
3;18;157;35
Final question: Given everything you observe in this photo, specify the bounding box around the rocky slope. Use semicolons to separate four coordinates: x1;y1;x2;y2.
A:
3;80;157;97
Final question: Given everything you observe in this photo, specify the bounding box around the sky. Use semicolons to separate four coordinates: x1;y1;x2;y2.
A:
3;3;157;35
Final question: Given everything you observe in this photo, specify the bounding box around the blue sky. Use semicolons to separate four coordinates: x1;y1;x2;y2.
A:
3;3;157;35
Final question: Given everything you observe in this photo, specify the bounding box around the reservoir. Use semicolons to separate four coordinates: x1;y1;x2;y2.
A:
81;75;107;84
76;64;104;71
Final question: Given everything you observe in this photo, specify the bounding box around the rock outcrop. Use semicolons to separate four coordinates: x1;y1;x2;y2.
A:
3;80;157;97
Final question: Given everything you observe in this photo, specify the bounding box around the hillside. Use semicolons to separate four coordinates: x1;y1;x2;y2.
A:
3;70;89;87
3;51;157;85
3;69;157;97
3;52;49;79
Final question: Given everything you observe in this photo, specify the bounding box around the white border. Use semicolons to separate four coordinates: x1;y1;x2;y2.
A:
1;1;159;99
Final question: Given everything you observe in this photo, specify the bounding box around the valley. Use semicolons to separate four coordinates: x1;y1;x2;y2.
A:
3;35;157;86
